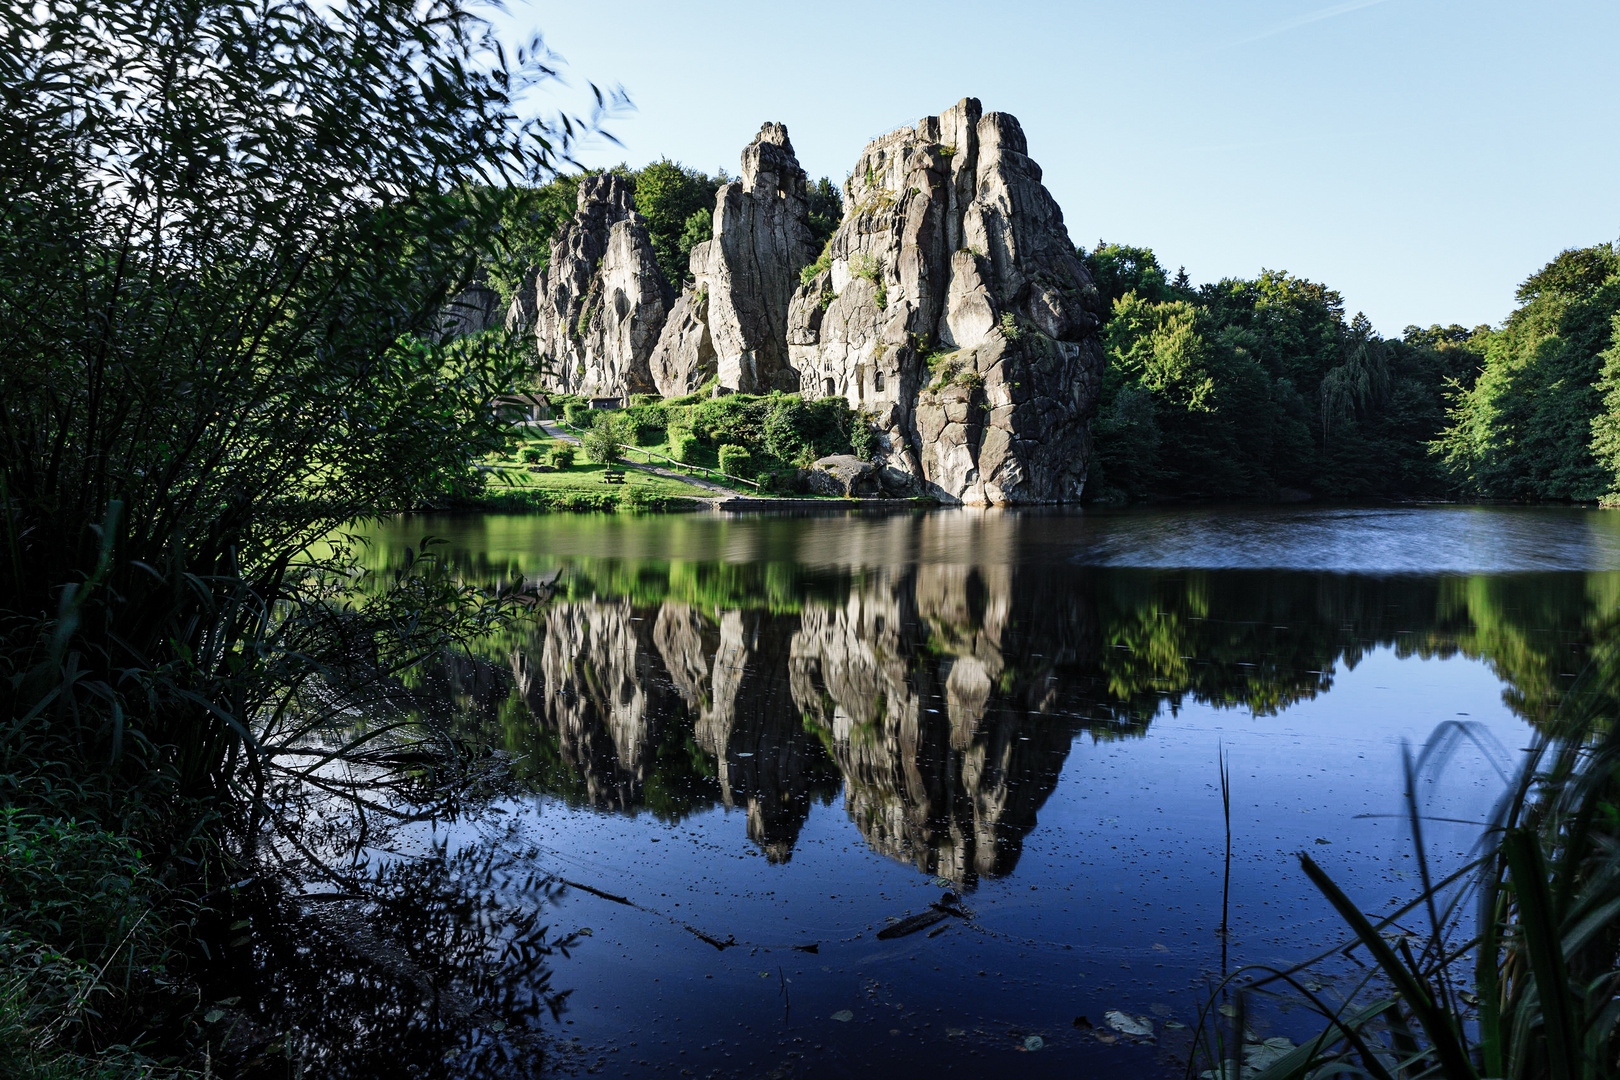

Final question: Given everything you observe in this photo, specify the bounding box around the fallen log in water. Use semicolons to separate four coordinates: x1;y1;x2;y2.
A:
876;908;951;940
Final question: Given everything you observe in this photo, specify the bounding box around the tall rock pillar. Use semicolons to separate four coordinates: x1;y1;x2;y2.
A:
513;174;672;397
649;123;819;396
785;98;1105;505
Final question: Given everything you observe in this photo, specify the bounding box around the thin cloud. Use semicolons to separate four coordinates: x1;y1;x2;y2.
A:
1209;0;1399;52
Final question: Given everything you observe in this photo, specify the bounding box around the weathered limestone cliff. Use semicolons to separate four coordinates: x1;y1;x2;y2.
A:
649;123;818;396
512;174;671;397
786;98;1105;504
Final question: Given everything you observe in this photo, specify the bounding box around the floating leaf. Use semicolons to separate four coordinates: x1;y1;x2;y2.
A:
831;1010;853;1023
1104;1010;1153;1036
1023;1035;1044;1051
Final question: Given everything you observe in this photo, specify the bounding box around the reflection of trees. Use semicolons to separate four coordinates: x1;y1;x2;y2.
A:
1426;574;1620;724
209;843;572;1078
416;562;1620;884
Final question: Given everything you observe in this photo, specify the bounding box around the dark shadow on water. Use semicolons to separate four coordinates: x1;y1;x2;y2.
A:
200;839;575;1078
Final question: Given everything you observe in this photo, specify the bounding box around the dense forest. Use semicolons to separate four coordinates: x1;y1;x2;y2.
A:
1080;239;1620;504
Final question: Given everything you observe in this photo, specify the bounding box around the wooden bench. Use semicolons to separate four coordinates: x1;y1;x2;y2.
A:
601;469;626;485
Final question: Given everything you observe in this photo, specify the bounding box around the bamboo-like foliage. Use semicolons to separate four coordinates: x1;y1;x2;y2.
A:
1189;674;1620;1079
0;0;612;820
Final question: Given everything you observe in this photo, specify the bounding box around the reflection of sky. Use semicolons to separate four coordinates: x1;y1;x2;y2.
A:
406;647;1525;1078
1064;505;1620;572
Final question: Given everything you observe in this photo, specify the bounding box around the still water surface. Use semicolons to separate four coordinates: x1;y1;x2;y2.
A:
326;506;1620;1077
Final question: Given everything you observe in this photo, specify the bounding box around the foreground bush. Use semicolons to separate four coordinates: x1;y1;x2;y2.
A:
0;0;605;1063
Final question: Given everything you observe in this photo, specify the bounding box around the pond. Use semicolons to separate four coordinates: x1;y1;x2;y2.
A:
253;505;1620;1077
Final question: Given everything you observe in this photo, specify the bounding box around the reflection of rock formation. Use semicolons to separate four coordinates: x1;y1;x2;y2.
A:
654;604;832;862
790;566;1092;886
503;598;832;857
428;547;1600;885
495;562;1104;883
511;599;664;810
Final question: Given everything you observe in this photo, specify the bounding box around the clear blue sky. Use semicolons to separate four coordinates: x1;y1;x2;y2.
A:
493;0;1618;335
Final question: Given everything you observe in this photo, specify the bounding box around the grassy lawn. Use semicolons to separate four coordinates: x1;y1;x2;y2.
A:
514;427;765;494
490;459;713;498
475;436;724;511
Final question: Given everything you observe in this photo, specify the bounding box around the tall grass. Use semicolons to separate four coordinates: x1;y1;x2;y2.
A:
1190;668;1620;1079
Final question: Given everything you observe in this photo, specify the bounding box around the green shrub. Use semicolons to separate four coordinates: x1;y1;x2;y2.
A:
717;444;750;477
851;420;877;459
850;254;886;310
582;413;622;464
763;396;811;462
663;383;714;408
622;486;670;513
668;431;697;464
798;246;833;288
550;444;576;469
688;392;856;466
622;410;665;446
690;395;768;447
563;403;589;427
0;810;183;1071
520;446;543;464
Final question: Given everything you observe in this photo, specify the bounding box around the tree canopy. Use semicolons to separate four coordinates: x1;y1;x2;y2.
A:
1082;244;1477;502
1434;243;1620;501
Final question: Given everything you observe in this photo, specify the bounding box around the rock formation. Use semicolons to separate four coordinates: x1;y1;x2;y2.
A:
803;454;882;497
786;98;1105;504
512;174;672;398
649;123;819;396
436;282;502;339
647;288;715;398
507;100;1105;499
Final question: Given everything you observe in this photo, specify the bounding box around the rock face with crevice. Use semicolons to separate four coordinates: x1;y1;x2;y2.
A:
647;288;715;398
785;98;1105;505
650;123;819;396
513;174;672;398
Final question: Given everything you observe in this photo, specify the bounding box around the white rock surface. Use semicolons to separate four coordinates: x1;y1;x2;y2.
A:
785;98;1105;505
517;174;671;397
